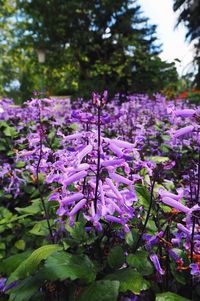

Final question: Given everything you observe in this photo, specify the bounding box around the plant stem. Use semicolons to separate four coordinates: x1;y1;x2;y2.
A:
133;174;156;252
36;104;54;243
94;106;101;212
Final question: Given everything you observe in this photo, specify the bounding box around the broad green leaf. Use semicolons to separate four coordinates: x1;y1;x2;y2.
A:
125;229;139;247
8;276;40;301
29;221;49;236
66;221;88;243
77;280;119;301
146;220;157;234
8;245;62;283
108;246;125;269
127;251;153;275
16;200;42;215
42;251;96;283
3;126;17;137
0;251;31;274
156;292;191;301
105;268;150;294
135;184;150;209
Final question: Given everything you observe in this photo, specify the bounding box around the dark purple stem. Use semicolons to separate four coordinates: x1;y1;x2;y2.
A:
133;173;157;253
36;105;54;243
94;106;101;212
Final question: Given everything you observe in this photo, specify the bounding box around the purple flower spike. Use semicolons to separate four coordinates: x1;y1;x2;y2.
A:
61;192;84;205
65;133;82;140
108;142;124;157
174;109;195;118
150;254;165;275
64;170;87;186
69;198;87;216
173;125;194;138
177;223;191;236
161;197;190;214
77;144;93;163
105;178;123;199
111;139;135;149
159;189;183;201
105;215;124;224
109;172;132;186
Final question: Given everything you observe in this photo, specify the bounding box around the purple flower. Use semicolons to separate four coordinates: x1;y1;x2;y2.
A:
69;198;87;216
108;142;124;157
168;249;183;263
177;223;191;236
102;90;108;103
189;263;200;276
159;189;183;201
61;192;84;205
111;139;135;149
109;172;133;186
0;278;7;291
174;109;195;118
105;178;123;200
161;197;190;214
150;254;165;275
173;125;194;138
77;144;93;163
105;215;124;224
64;170;87;186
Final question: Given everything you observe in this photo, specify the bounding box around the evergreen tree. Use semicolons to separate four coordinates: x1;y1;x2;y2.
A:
3;0;178;99
173;0;200;87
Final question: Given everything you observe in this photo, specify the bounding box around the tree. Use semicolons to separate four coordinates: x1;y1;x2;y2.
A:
1;0;178;100
173;0;200;87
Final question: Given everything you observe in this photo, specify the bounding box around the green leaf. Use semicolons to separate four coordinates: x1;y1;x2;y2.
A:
3;126;17;137
125;229;139;247
66;221;88;243
70;123;78;130
14;240;26;251
0;251;31;275
156;292;191;301
146;156;170;163
15;161;26;168
127;251;153;275
8;245;62;283
77;280;119;301
16;200;42;215
105;268;150;294
0;242;6;250
135;184;150;209
161;135;171;141
8;276;40;301
108;246;125;269
29;221;49;236
42;251;96;283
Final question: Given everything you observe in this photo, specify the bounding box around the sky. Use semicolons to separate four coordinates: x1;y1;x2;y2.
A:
140;0;195;75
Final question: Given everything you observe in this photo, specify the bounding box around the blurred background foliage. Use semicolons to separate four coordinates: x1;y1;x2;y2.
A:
0;0;199;102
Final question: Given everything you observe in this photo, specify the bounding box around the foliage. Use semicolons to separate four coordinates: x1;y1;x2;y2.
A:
173;0;200;88
1;93;200;300
0;0;178;101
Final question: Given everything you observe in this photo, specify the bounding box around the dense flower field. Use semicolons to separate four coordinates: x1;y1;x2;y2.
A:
0;93;199;301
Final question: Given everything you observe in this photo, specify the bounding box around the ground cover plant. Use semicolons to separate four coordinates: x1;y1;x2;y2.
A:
0;93;200;301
